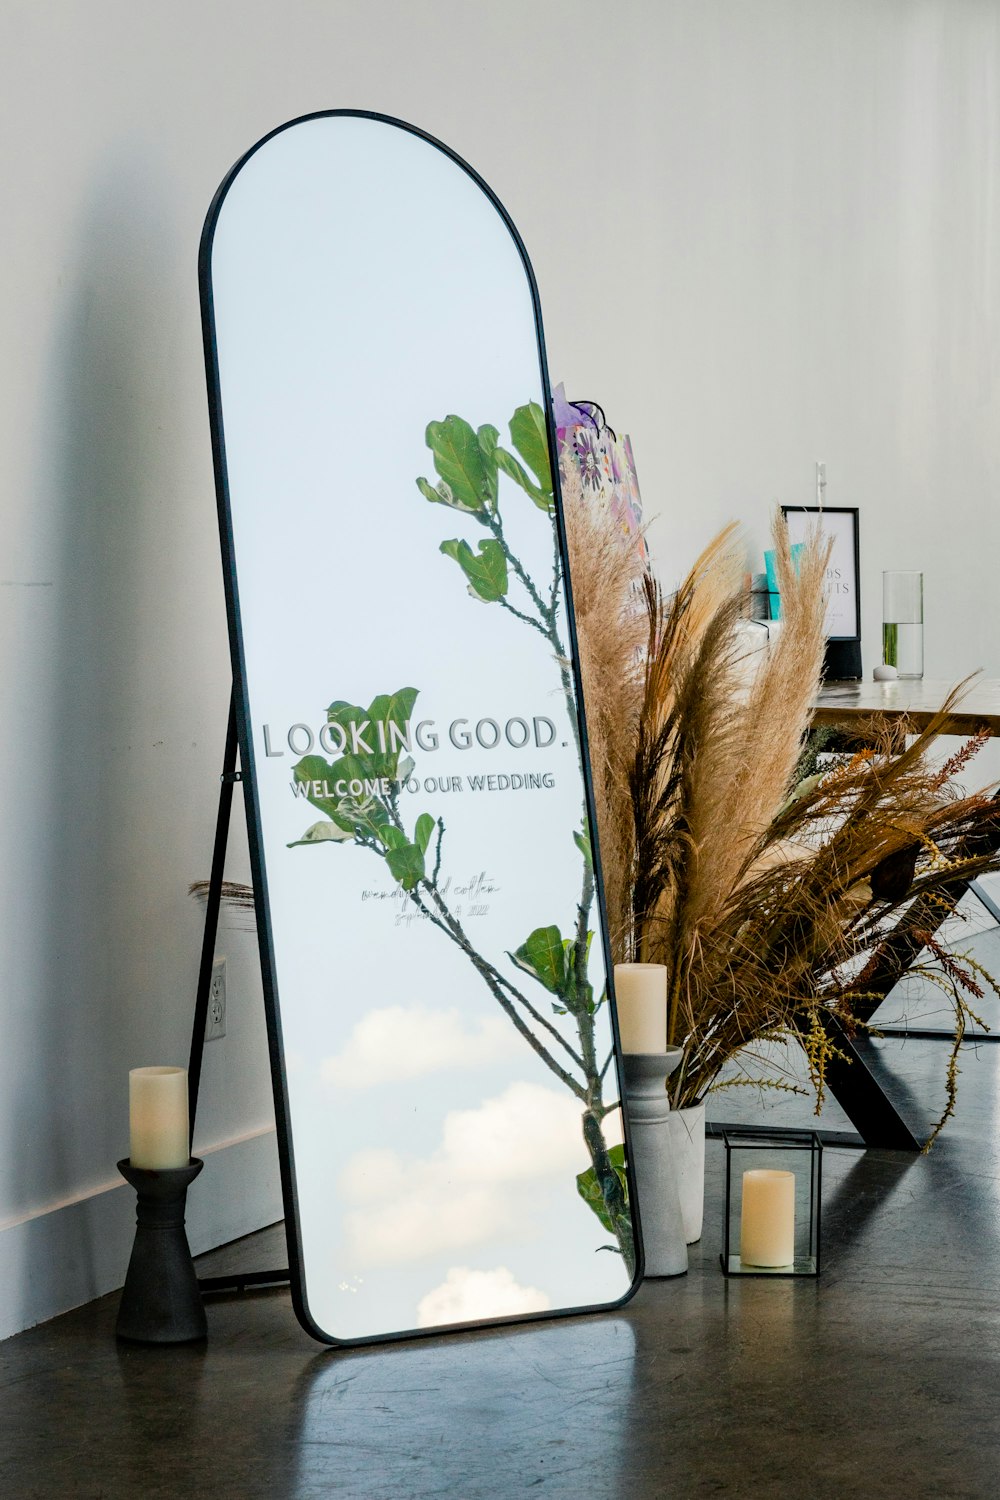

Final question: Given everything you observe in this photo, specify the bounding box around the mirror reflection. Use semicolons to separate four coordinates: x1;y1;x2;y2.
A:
203;114;637;1343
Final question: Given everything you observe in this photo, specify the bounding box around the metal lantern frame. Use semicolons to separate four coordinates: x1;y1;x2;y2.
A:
720;1126;823;1278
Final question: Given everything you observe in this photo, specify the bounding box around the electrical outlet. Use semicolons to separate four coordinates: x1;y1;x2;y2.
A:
206;956;226;1041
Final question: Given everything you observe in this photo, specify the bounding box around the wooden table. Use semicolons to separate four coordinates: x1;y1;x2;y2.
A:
812;677;1000;736
801;677;1000;1149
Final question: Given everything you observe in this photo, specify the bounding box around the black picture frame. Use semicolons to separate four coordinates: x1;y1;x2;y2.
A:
781;504;862;680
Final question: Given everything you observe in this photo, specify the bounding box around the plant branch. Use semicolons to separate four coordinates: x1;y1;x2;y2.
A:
411;878;587;1093
497;596;550;637
483;507;551;624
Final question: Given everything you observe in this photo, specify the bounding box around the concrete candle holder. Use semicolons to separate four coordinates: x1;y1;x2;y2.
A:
115;1157;207;1343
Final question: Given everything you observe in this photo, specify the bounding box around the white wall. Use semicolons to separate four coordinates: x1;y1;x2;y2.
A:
2;0;998;1336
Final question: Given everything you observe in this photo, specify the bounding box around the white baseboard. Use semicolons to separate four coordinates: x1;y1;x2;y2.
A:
0;1127;283;1342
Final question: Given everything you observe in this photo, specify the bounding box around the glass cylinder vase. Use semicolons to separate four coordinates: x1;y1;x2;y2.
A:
882;571;923;680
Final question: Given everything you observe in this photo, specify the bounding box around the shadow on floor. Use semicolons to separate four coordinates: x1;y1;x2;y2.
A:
5;1037;1000;1497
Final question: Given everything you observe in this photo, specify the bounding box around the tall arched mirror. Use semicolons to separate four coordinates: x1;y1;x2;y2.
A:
201;112;639;1344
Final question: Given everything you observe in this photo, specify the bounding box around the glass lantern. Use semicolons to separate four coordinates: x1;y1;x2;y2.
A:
720;1127;822;1278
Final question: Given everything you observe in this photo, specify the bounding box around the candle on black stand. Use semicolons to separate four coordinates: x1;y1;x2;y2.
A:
116;1158;207;1344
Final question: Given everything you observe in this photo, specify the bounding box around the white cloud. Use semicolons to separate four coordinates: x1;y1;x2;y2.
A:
339;1148;406;1204
320;1005;521;1089
416;1266;551;1328
347;1189;512;1269
603;1106;624;1149
441;1081;585;1184
341;1081;589;1266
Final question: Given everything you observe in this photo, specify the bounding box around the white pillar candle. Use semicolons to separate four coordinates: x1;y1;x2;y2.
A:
129;1066;190;1169
613;963;668;1053
740;1169;795;1267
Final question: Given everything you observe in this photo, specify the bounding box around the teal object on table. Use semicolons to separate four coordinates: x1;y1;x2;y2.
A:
764;542;805;620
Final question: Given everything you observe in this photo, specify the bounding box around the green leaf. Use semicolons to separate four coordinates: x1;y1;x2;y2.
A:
369;686;417;739
511;925;569;995
439;538;509;602
477;423;499;465
321;688;417;782
414;813;435;855
511;926;594;1012
293;751;386;838
365;687;417;778
296;746;369;806
425;415;498;512
287;821;355;849
291;755;350;824
287;687;423;856
384;841;425;890
509;402;552;494
325;699;361;727
573;826;594;871
495;447;553;513
576;1145;627;1234
416;474;484;518
323;700;369;767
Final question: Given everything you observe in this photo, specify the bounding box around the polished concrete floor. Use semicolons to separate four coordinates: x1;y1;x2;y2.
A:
6;988;1000;1496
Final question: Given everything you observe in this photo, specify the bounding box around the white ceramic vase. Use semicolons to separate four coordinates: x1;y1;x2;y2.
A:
621;1048;688;1277
666;1099;706;1243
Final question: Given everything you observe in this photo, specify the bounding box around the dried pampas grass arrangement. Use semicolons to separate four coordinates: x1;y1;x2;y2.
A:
569;505;1000;1141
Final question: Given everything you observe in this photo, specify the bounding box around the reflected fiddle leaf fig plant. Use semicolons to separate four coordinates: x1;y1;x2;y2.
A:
288;403;632;1271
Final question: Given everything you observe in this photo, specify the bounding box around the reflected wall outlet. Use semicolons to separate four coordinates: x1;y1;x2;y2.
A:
206;956;226;1041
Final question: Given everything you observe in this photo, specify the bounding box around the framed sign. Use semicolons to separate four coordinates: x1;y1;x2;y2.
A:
200;113;640;1344
781;506;860;638
782;505;861;678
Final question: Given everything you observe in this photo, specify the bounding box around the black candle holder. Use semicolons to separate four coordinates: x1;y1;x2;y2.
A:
116;1158;207;1343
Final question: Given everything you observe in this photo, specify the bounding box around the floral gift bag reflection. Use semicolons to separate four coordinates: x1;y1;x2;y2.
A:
552;384;648;567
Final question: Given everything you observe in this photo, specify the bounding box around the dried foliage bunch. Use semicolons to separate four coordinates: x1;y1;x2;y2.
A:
564;491;1000;1140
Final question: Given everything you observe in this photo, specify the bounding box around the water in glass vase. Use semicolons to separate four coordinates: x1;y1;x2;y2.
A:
883;622;923;679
